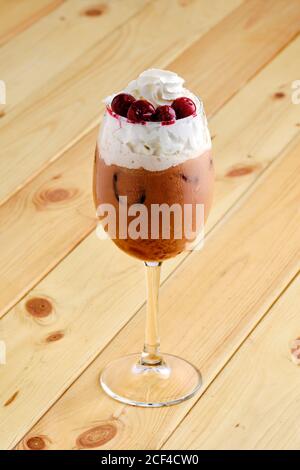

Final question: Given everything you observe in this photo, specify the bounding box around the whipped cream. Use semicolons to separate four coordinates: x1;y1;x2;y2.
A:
99;69;211;171
125;69;200;109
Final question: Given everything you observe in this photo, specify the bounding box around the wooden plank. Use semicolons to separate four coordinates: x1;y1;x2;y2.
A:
0;0;64;46
0;0;149;113
1;0;299;449
16;136;300;450
170;0;300;116
164;274;300;450
2;51;300;446
1;28;300;320
0;129;97;316
2;0;298;204
0;0;243;315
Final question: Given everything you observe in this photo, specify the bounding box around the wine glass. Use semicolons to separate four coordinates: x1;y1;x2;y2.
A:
93;104;213;407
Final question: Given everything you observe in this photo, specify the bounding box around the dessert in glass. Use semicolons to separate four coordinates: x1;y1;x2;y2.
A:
93;69;214;407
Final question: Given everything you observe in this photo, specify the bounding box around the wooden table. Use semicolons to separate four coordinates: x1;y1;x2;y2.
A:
0;0;300;451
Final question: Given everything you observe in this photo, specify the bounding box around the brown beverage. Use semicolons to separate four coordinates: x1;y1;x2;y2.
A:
93;146;214;261
93;68;213;262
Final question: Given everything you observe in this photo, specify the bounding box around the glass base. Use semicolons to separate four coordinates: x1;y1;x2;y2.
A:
100;353;202;407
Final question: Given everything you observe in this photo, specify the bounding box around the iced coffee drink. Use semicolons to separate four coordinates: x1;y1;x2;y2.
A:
93;69;214;407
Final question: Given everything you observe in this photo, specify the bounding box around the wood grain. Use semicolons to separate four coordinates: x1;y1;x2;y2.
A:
164;274;300;450
170;0;300;116
0;130;97;316
1;0;299;452
1;30;299;320
17;136;300;450
0;0;148;113
4;0;297;204
0;0;64;46
0;0;242;315
0;46;299;443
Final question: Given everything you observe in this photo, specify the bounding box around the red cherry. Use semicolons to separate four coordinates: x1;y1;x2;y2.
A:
171;97;196;119
151;105;176;122
111;93;136;117
127;100;155;122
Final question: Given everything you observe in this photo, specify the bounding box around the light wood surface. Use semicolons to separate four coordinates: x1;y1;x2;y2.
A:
1;0;299;318
0;0;240;204
16;135;300;450
0;0;148;113
0;0;300;450
2;29;300;449
0;0;64;46
164;273;300;450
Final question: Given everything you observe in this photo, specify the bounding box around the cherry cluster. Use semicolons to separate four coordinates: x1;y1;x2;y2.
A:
111;93;196;123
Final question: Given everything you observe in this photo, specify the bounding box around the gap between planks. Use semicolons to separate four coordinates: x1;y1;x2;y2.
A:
17;134;300;445
0;0;65;46
1;0;300;319
163;270;300;449
0;0;246;317
1;0;300;448
16;139;300;450
2;0;298;205
161;267;300;449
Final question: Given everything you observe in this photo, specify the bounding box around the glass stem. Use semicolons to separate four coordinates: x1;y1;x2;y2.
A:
140;261;163;366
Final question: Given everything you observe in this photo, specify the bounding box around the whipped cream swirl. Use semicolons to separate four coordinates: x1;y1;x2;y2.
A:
126;69;189;106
